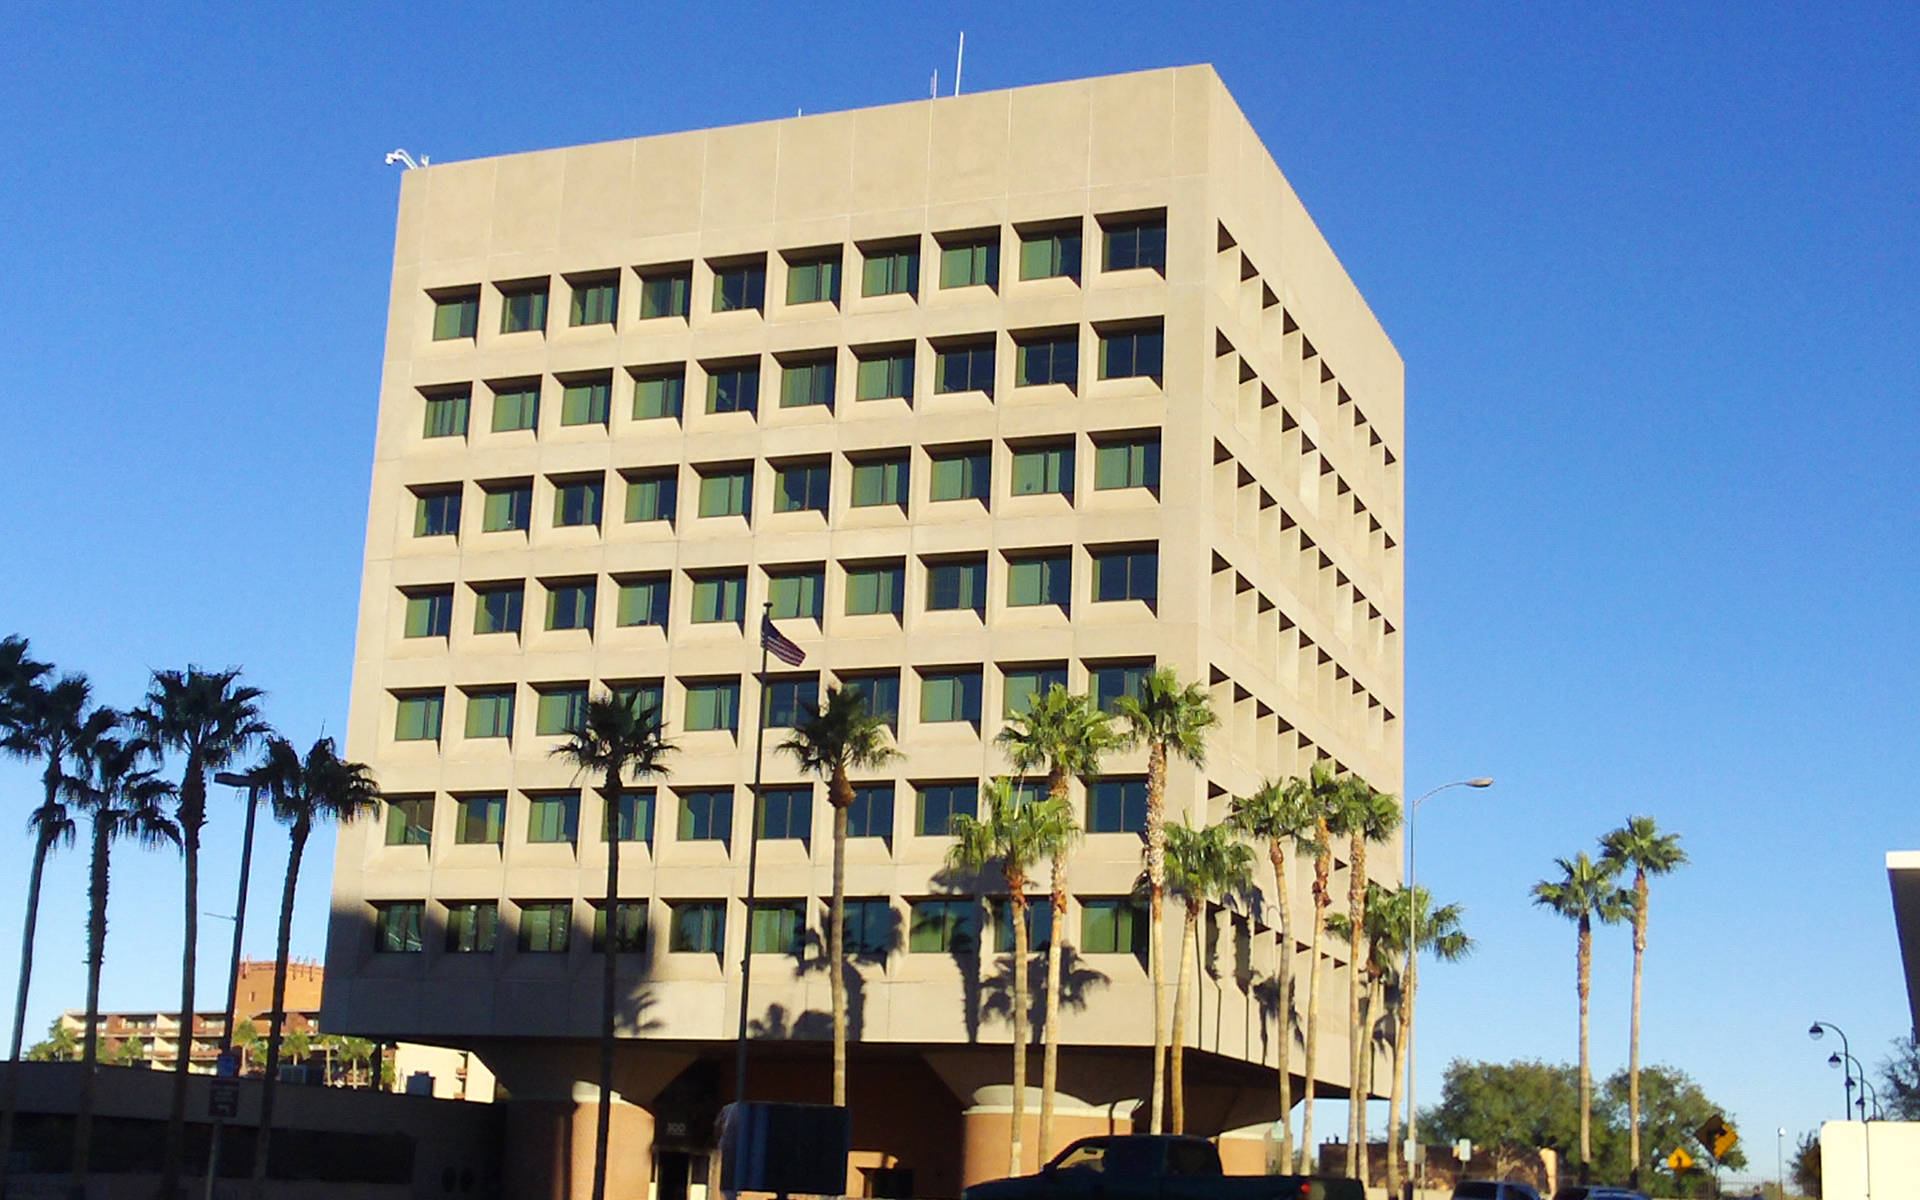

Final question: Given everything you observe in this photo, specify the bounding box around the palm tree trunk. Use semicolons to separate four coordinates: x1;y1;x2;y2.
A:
0;825;58;1200
1269;841;1293;1173
1009;885;1029;1176
1171;904;1196;1134
1386;976;1406;1195
162;783;203;1200
1145;741;1168;1134
1576;913;1592;1173
1300;833;1331;1174
71;818;112;1200
252;824;308;1200
1040;856;1067;1160
592;775;622;1200
1628;873;1647;1186
1346;833;1369;1179
830;766;850;1108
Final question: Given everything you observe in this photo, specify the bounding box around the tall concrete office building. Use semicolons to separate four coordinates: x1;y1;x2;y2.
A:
325;64;1404;1200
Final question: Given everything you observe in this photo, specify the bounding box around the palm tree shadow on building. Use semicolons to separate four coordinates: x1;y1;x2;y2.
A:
1251;970;1303;1069
928;864;994;1044
618;985;666;1037
979;946;1110;1038
766;907;906;1041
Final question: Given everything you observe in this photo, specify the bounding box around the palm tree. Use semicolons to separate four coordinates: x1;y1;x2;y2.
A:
1295;761;1345;1173
949;778;1075;1174
1226;777;1321;1169
1325;883;1401;1185
26;1018;80;1062
0;665;111;1199
553;692;675;1200
995;685;1115;1156
134;666;268;1200
1532;852;1629;1177
1599;816;1686;1186
1162;820;1255;1133
250;737;380;1200
1385;885;1470;1194
1112;667;1217;1133
777;686;901;1107
1326;775;1399;1179
67;731;178;1199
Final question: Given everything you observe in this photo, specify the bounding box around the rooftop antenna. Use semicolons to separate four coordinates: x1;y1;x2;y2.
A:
954;31;965;96
931;69;938;99
384;149;428;170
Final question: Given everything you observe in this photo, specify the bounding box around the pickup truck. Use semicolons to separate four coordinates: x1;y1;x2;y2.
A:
961;1135;1363;1200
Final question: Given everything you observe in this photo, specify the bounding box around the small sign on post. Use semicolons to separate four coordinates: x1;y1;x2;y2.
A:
209;1079;240;1119
1667;1147;1695;1172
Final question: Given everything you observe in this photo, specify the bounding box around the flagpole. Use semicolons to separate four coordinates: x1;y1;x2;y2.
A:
733;603;774;1105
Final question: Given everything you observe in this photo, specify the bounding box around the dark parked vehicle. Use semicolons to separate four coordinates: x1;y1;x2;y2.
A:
1552;1189;1649;1200
1452;1184;1544;1200
962;1135;1364;1200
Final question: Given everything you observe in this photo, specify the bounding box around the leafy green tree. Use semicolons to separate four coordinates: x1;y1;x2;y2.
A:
1113;668;1217;1134
1421;1058;1584;1180
67;730;178;1198
1790;1131;1820;1197
1226;776;1321;1172
1602;1064;1746;1178
554;692;675;1200
135;665;269;1200
1875;1033;1920;1120
250;737;380;1200
1533;852;1630;1174
778;685;901;1107
1328;775;1400;1177
995;685;1112;1156
1599;816;1687;1185
26;1018;79;1063
949;777;1076;1173
1163;820;1255;1134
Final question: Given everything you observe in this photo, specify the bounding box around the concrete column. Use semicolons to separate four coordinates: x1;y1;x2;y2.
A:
567;1083;655;1200
958;1087;1138;1189
1216;1122;1283;1176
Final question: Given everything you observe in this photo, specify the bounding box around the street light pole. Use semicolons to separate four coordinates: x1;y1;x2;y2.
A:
1810;1022;1854;1120
204;769;264;1200
1403;777;1492;1195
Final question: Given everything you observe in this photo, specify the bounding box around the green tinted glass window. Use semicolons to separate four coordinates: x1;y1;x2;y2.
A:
404;589;453;638
1002;666;1067;718
1091;663;1153;713
1099;327;1165;382
593;901;647;953
1019;229;1082;281
939;238;999;289
473;585;523;634
839;674;899;728
1011;445;1073;497
756;788;813;839
750;903;805;954
1093;549;1158;604
535;687;588;735
908;899;976;953
374;903;425;953
553;480;602;527
774;462;830;513
786;255;842;305
500;286;547;334
861;245;919;297
1102;217;1167;272
560;379;610;426
570;280;618;326
641;271;691;319
768;569;824;620
844;564;904;617
670;902;725;953
1094;438;1161;490
633;368;685;419
601;790;655;843
691;573;746;625
928;451;989;502
526;797;579;845
517;901;572;951
1016;335;1079;388
491;384;539;432
707;364;760;414
678;790;733;841
455;795;505;845
624;472;676;523
616;576;670;628
850;457;908;509
993;898;1054;953
1007;553;1071;609
855;349;914;400
384;796;433;846
936;343;995;395
445;902;499;953
394;693;442;742
481;483;531;532
431;294;478;340
918;671;982;724
684;681;740;732
926;558;986;613
1081;899;1148;954
423;390;470;438
712;263;767;312
413;489;460;537
780;358;835;409
697;469;751;518
763;679;819;730
464;689;515;739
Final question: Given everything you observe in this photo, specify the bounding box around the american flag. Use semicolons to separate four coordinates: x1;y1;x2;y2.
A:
760;614;806;667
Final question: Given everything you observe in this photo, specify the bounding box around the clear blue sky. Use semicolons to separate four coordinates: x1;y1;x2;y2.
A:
2;0;1914;1167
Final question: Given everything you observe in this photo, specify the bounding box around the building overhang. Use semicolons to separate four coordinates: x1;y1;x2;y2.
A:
1886;851;1920;1035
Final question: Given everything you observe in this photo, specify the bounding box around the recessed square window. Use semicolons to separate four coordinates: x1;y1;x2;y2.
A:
1081;898;1148;955
481;481;532;533
712;259;768;313
774;461;830;514
928;449;990;503
1011;444;1074;499
670;901;726;954
850;456;908;510
1087;778;1150;834
592;900;648;953
914;783;978;837
632;365;686;420
785;250;842;306
499;281;549;334
684;679;741;732
750;902;806;955
1093;547;1158;605
616;575;670;628
611;680;666;722
854;346;914;401
838;672;899;729
918;669;982;725
445;901;499;953
763;678;819;730
861;242;919;298
844;562;904;617
1015;331;1079;389
393;691;443;742
756;786;813;838
780;355;836;409
455;794;506;845
624;470;677;524
1099;324;1165;383
938;232;999;290
935;340;995;396
535;686;588;736
601;791;655;845
909;898;976;953
526;796;579;845
517;901;572;951
767;566;825;621
374;902;425;953
545;580;596;631
1007;552;1071;610
679;789;734;841
552;478;603;528
1019;226;1082;281
993;898;1054;953
473;583;524;635
639;266;692;319
706;361;760;415
1003;664;1067;718
690;571;747;625
422;387;470;439
1101;213;1167;274
384;795;433;846
412;487;461;538
570;276;618;327
560;375;611;427
1089;661;1153;713
926;557;987;615
464;688;515;739
490;381;540;433
697;466;752;519
1094;435;1162;491
431;290;479;341
847;785;893;839
846;898;894;958
403;588;453;638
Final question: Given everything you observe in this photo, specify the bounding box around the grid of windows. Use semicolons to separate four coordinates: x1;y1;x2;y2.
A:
526;794;579;843
404;589;453;638
756;788;812;839
633;367;686;419
679;790;733;841
374;902;425;953
445;902;499;953
455;795;505;845
384;796;433;846
474;583;523;634
482;482;532;532
908;899;977;954
1087;778;1149;834
518;902;572;952
616;576;670;628
546;581;596;631
570;278;618;326
768;567;824;620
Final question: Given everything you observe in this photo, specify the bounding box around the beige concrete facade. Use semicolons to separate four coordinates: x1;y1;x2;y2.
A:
324;65;1403;1198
